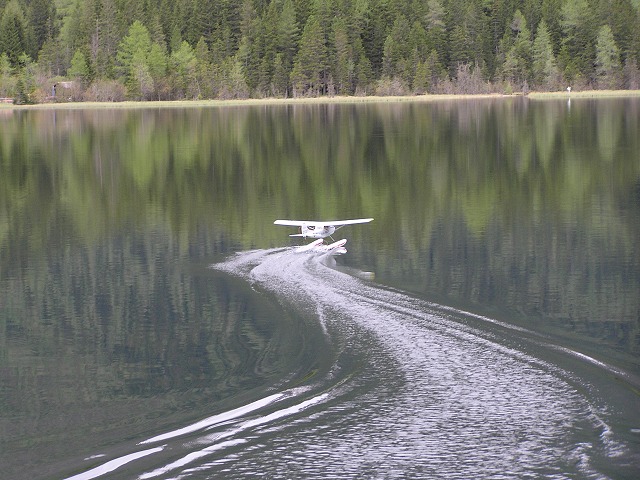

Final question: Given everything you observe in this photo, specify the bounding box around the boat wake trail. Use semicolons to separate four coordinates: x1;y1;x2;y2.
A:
67;248;636;479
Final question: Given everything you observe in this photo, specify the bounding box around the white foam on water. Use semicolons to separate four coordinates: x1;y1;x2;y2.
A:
67;248;631;479
206;248;628;479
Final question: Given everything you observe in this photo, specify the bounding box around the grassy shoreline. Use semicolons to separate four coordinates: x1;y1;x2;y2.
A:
2;90;639;110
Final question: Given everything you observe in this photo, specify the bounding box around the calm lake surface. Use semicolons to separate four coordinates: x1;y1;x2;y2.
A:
1;98;639;479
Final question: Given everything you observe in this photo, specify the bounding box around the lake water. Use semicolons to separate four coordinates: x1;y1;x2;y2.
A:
1;98;639;479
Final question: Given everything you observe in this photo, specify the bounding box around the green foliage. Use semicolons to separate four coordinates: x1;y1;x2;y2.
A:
332;16;353;95
271;52;288;96
92;0;121;79
291;14;327;96
501;10;533;88
194;36;213;98
278;0;299;66
448;24;471;74
68;48;90;82
425;0;446;58
217;56;249;99
355;52;373;94
170;41;197;98
532;19;559;89
623;56;640;88
28;0;56;54
14;52;35;103
0;51;16;96
0;0;30;65
116;21;152;76
1;0;639;101
595;25;621;89
0;51;13;76
381;15;411;81
147;43;168;86
116;20;168;99
560;0;596;80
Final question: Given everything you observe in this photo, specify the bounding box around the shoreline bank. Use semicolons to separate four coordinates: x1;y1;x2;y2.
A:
2;90;639;110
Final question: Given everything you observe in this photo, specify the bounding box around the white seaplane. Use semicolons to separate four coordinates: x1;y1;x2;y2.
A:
274;218;373;240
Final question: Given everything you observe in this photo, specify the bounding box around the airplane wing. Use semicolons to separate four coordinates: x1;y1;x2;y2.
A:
326;218;374;226
274;220;311;226
274;218;373;227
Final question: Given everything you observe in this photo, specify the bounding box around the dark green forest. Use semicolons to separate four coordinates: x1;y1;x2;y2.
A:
1;0;640;102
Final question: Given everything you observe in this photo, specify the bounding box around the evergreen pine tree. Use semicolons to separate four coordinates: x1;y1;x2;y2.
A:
501;10;532;88
0;0;634;100
28;0;56;54
381;14;410;80
425;0;446;60
291;15;327;96
194;36;213;98
449;24;470;76
333;16;353;95
622;56;640;89
69;49;90;84
116;21;156;98
0;0;29;65
0;52;16;97
560;0;596;81
413;59;429;94
272;52;289;96
92;0;121;79
236;0;262;91
595;25;621;89
355;51;373;94
278;0;299;69
541;0;562;54
147;42;168;98
170;40;197;98
532;20;559;90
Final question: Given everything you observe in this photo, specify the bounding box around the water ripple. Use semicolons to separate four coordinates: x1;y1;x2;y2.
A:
66;248;635;479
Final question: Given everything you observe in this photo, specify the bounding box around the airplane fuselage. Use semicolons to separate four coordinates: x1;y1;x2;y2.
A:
300;224;336;239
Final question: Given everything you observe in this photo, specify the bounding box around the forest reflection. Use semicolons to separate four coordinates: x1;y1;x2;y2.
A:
1;99;639;392
1;99;639;475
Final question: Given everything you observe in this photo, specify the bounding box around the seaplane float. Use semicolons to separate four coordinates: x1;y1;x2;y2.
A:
293;238;347;254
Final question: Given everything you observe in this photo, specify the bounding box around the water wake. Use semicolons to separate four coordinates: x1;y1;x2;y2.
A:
67;248;632;479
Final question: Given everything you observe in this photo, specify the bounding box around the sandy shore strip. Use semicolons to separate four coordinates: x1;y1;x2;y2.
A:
1;90;639;110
